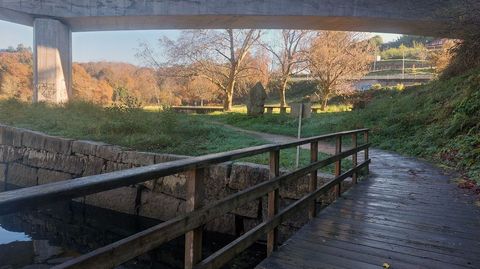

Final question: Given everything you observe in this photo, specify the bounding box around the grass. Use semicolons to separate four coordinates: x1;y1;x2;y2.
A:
0;99;267;156
0;99;343;171
202;69;480;182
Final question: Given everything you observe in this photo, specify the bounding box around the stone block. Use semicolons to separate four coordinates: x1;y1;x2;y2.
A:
85;186;137;215
121;151;155;166
83;156;105;176
0;163;6;182
205;213;236;235
22;130;47;150
7;163;37;187
0;145;25;162
204;163;231;203
0;125;23;146
140;190;185;221
37;168;72;185
53;155;85;175
103;161;132;173
230;197;261;219
44;136;72;155
23;150;54;169
96;145;123;161
279;174;313;200
72;140;106;156
154;154;187;163
146;174;186;198
228;162;269;190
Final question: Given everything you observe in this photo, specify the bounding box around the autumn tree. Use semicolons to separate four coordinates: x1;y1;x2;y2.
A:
262;30;312;107
305;32;374;111
139;29;263;111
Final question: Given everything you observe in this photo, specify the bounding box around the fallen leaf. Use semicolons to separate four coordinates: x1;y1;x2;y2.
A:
383;262;391;269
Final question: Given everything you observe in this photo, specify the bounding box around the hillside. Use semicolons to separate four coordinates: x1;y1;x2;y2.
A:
212;69;480;182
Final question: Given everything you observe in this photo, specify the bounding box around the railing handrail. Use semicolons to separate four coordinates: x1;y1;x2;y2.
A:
54;143;371;269
0;128;368;215
0;128;370;269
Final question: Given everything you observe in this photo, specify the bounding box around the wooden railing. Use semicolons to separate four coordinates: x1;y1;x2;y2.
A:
0;129;370;269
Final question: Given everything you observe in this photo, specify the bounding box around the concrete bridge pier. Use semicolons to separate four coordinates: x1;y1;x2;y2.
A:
33;18;72;103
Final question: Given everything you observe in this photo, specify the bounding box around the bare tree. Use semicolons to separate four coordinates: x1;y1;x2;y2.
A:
138;29;262;111
306;32;374;110
262;30;312;107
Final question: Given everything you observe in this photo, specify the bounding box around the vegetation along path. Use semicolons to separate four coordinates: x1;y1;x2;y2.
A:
258;148;480;269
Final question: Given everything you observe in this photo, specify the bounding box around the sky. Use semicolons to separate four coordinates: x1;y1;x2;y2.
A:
0;20;401;65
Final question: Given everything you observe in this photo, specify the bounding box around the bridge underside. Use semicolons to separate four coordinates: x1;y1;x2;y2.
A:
0;0;458;103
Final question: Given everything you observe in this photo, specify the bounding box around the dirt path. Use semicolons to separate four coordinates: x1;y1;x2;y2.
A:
216;123;337;154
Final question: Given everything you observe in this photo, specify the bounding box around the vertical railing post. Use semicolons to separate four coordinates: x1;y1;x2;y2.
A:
352;133;358;184
185;168;205;269
335;135;342;197
267;149;280;256
309;141;318;219
364;130;369;175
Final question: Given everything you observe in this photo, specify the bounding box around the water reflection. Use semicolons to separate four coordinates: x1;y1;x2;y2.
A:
0;200;265;268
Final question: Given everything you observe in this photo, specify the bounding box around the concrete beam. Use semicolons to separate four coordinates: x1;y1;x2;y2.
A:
33;18;72;103
0;7;33;26
0;0;456;36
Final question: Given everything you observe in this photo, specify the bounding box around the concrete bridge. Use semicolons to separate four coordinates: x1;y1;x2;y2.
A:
0;0;458;103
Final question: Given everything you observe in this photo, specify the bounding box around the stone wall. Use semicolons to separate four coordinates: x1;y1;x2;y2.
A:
0;124;341;239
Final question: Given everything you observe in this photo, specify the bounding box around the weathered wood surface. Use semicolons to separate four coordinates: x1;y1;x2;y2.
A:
257;149;480;269
0;129;368;215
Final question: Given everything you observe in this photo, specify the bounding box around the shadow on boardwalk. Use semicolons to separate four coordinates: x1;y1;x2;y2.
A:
257;149;480;269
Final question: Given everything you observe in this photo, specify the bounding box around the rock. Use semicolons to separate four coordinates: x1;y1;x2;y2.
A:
290;102;312;119
83;156;105;176
228;162;269;190
246;82;267;116
139;190;185;221
96;145;122;161
0;145;25;162
7;163;37;187
71;140;106;156
0;125;23;146
121;151;155;166
22;130;47;150
37;168;72;185
205;213;236;235
85;186;137;215
0;163;6;189
44;136;72;155
103;161;131;173
154;153;187;163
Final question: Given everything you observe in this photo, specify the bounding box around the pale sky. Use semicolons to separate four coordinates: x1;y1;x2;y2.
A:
0;20;401;65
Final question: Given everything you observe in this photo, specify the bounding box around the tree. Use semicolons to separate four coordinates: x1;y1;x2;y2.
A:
306;32;374;110
262;30;312;107
139;29;263;111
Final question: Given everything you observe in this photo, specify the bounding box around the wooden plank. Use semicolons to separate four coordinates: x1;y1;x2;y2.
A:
194;162;369;269
364;130;369;174
0;131;369;216
267;150;280;256
334;135;342;197
54;152;370;268
351;133;358;184
309;142;318;219
185;168;205;269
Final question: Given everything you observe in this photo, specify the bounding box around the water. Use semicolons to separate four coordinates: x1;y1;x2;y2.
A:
0;200;265;268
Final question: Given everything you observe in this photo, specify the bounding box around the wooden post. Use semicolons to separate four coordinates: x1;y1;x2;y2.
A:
364;131;369;175
335;135;342;197
267;150;280;256
352;133;358;184
185;168;205;269
309;142;318;219
280;107;287;114
267;107;273;114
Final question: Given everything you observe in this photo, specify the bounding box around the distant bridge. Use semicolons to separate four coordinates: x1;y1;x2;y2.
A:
0;0;459;103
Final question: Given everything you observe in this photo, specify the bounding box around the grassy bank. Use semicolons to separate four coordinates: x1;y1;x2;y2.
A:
0;99;342;170
206;69;480;181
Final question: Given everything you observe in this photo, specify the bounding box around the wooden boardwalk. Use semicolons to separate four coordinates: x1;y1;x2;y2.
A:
257;149;480;269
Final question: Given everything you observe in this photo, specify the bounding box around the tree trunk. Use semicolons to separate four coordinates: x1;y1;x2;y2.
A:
223;80;235;111
279;78;288;107
320;97;329;111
